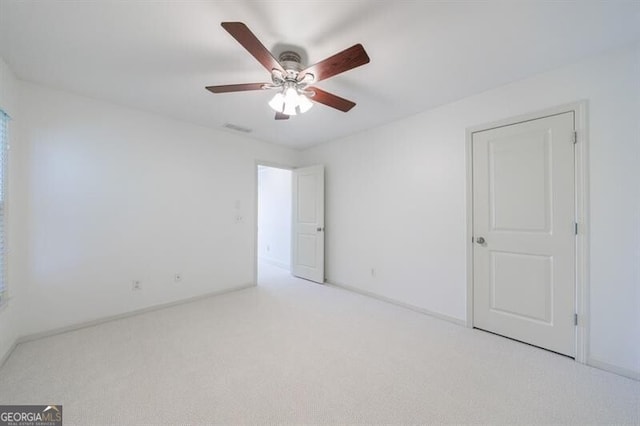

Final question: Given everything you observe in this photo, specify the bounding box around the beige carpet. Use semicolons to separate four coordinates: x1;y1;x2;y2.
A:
0;262;638;425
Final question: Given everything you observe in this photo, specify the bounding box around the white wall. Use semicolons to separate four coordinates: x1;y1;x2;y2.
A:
302;43;640;377
0;57;16;363
0;56;27;365
257;166;292;269
15;81;298;337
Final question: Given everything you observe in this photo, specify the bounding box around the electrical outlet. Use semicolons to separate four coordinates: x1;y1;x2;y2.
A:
174;273;182;282
132;280;142;291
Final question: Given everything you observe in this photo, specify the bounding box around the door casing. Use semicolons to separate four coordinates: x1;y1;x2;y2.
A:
465;101;589;364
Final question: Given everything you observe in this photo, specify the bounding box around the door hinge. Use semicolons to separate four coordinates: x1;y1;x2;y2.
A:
573;131;578;144
574;313;578;326
574;222;578;235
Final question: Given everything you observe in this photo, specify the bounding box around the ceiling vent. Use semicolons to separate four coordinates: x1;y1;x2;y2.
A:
222;122;252;133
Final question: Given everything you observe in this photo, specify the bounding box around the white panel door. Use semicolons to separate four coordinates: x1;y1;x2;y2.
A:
292;165;324;283
473;112;576;357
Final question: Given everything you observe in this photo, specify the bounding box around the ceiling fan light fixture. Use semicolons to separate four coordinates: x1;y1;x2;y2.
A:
269;84;312;116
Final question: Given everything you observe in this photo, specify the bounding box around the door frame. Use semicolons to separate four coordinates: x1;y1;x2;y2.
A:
253;160;295;286
465;101;589;364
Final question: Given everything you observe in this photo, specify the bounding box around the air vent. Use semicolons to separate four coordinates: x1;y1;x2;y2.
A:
222;123;252;133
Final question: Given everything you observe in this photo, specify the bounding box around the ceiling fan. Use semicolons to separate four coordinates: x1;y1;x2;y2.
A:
206;22;370;120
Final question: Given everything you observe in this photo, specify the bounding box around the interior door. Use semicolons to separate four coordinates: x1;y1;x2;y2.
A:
472;112;576;357
292;165;324;283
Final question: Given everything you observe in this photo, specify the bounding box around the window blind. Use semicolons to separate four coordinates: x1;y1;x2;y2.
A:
0;109;7;304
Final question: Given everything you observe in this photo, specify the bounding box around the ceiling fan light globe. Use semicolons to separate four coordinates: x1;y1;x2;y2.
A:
283;101;298;116
298;94;313;113
268;92;285;112
284;87;299;104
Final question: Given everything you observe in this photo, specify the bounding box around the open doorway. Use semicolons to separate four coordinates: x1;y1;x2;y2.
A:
257;165;292;283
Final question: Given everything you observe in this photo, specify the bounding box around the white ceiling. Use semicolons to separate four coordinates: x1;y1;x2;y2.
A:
1;1;639;149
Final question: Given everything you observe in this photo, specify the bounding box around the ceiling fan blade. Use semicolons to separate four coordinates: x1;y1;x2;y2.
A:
221;22;284;73
275;112;290;120
205;83;267;93
299;44;370;83
309;87;356;112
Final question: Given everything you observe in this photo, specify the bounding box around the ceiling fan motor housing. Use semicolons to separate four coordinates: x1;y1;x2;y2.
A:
278;51;304;73
270;50;313;90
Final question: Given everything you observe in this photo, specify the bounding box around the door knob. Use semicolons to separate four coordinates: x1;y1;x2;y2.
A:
317;227;324;232
476;237;485;244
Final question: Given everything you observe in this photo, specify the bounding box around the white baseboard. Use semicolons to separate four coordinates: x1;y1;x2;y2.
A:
258;256;290;270
13;283;254;347
588;357;640;381
328;280;639;382
327;279;466;326
5;280;638;383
